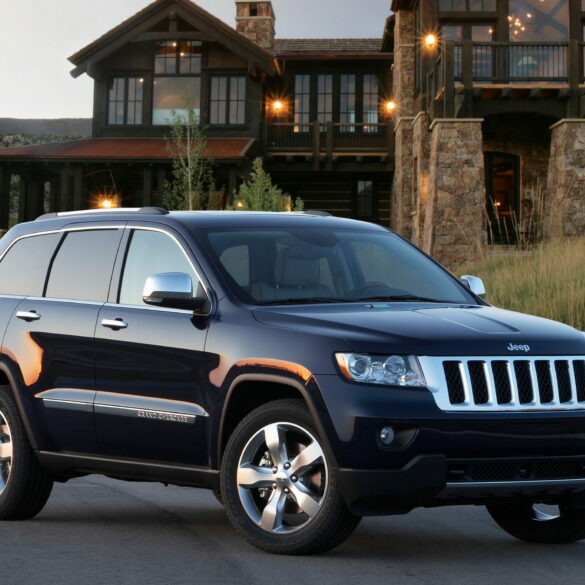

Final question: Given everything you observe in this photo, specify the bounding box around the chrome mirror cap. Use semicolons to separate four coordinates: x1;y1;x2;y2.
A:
460;275;486;298
143;272;196;310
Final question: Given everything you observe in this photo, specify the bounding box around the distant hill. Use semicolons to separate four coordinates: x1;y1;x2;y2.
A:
0;118;91;137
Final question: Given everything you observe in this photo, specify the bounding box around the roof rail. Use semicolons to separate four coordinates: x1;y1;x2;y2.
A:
302;210;332;217
36;207;169;221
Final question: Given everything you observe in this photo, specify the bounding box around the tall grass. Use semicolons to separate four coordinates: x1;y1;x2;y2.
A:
461;238;585;331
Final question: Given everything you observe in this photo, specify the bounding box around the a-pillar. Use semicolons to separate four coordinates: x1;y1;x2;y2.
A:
545;119;585;239
0;166;11;230
424;119;487;270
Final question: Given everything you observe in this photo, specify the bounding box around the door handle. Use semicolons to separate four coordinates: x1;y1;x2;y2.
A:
101;318;128;330
16;310;41;322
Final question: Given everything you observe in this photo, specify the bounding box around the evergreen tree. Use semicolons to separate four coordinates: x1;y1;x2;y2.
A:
230;158;303;212
164;96;215;211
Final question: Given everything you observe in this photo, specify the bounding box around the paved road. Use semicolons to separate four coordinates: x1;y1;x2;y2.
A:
1;475;582;585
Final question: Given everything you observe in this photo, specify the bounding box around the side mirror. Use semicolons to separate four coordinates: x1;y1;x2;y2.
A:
143;272;208;312
460;275;486;298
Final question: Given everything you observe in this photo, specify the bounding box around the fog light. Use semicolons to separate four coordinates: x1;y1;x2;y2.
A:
379;426;395;446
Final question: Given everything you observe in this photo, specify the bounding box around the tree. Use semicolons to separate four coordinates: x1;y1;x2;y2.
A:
164;96;215;211
230;158;304;212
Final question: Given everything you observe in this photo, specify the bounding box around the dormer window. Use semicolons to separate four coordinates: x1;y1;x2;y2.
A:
153;41;202;126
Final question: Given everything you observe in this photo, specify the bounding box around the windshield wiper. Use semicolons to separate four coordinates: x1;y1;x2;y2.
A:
259;297;349;306
354;295;452;304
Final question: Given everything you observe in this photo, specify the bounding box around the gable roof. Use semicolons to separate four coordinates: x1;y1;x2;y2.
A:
274;38;383;54
69;0;277;77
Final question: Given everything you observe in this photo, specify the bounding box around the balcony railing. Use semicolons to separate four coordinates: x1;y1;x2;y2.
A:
263;122;394;160
427;40;585;119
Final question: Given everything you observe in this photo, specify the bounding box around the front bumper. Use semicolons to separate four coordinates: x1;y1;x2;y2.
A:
339;454;585;516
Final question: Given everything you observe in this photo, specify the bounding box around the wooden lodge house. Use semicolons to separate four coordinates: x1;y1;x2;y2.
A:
1;0;584;267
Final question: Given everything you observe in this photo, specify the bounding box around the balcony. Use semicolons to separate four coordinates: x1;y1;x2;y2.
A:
262;122;394;169
426;41;585;119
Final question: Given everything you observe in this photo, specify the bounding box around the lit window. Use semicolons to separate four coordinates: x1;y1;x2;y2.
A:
340;74;356;133
294;75;311;133
363;74;379;132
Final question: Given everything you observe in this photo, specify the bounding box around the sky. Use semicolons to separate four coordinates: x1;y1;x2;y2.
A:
0;0;391;119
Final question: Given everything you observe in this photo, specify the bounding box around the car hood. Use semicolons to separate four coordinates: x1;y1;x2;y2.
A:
252;303;585;356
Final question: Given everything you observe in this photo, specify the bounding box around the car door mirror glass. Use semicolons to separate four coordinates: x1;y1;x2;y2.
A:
143;272;206;311
460;275;486;298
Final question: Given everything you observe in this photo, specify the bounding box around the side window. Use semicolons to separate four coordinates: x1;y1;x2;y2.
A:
119;229;200;306
46;230;121;302
0;233;60;297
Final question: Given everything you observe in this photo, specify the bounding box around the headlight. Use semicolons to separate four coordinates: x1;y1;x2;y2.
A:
335;353;426;387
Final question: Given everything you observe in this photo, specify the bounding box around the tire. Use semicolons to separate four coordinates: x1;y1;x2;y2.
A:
220;399;361;555
0;385;53;520
487;501;585;543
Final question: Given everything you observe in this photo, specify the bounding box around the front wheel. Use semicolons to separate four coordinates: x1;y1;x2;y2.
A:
487;501;585;543
220;399;360;555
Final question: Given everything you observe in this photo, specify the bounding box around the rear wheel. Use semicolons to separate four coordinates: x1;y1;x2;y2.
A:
220;399;360;555
0;385;53;520
487;502;585;543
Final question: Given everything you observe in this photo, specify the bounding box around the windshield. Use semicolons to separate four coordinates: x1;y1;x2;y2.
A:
203;228;476;305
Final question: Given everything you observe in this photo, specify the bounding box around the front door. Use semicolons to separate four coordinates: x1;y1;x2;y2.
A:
94;225;212;466
485;152;521;245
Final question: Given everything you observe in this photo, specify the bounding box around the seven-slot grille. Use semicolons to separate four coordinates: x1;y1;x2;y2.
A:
419;356;585;412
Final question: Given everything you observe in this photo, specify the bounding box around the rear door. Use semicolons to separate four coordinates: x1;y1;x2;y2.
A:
2;225;124;454
94;225;213;466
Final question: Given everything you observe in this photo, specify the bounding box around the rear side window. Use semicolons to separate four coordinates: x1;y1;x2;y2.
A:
0;233;60;296
46;230;121;302
119;229;201;306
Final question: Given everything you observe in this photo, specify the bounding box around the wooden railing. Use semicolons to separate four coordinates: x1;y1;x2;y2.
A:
427;40;584;119
263;122;394;158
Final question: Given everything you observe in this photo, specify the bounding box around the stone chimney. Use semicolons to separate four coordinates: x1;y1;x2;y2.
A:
235;1;275;51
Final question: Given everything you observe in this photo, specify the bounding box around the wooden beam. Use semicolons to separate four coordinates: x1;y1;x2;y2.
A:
558;87;572;100
73;168;83;210
528;88;543;100
142;166;153;207
499;87;513;100
131;32;212;42
312;122;320;171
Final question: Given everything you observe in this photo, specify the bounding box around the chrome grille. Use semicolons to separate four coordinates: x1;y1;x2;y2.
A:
419;356;585;412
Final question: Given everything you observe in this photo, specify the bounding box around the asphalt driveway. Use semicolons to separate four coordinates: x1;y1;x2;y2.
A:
1;475;582;585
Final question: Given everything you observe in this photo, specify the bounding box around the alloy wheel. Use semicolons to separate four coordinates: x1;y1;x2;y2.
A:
236;422;327;534
0;410;13;494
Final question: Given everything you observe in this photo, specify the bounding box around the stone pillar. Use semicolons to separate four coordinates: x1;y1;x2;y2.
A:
411;112;431;248
391;116;414;238
545;119;585;239
424;119;487;269
392;10;415;119
0;166;11;230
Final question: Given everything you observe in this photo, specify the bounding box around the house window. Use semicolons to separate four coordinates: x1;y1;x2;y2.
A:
356;180;375;220
154;41;202;74
108;77;144;125
509;0;569;41
340;74;356;132
153;41;202;126
294;74;311;133
317;74;333;126
439;0;496;10
210;76;246;125
363;74;379;131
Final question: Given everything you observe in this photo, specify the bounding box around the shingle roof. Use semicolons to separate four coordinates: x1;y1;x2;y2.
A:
274;38;383;54
0;138;254;161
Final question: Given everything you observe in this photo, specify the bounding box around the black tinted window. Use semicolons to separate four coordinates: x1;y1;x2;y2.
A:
0;233;60;296
46;230;121;302
119;229;200;306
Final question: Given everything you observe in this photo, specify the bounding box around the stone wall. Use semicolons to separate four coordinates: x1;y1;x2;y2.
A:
411;112;431;248
424;120;487;268
391;117;414;238
545;120;585;239
392;11;415;119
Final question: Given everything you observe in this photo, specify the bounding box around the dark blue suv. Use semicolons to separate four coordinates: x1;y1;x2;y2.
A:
0;208;584;554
